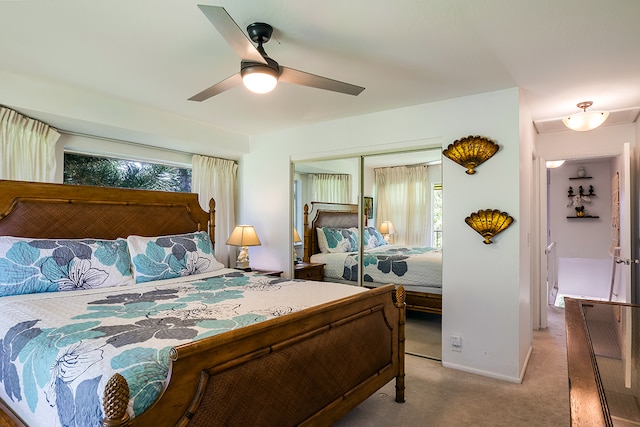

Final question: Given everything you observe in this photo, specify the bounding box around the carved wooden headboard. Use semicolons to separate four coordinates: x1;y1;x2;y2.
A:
302;202;361;262
0;180;215;246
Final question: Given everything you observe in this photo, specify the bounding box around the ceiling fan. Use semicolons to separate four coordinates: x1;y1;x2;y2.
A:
188;5;365;101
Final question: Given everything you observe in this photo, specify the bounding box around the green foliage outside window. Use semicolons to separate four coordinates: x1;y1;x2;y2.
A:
64;153;191;192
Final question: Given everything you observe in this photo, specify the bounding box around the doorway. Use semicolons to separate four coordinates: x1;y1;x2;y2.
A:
546;156;627;306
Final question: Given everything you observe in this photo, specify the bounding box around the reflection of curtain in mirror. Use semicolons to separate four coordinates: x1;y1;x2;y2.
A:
375;165;430;246
312;173;352;203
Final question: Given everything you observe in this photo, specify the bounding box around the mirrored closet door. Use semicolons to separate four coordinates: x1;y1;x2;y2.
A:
293;148;443;360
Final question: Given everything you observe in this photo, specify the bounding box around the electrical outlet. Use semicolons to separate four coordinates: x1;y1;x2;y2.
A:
450;335;462;352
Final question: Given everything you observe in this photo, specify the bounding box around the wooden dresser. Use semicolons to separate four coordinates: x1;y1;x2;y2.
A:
294;262;325;281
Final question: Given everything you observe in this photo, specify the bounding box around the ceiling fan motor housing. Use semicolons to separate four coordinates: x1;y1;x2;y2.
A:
247;22;273;44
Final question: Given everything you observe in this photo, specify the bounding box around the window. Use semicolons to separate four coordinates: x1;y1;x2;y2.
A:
64;152;191;192
432;183;442;247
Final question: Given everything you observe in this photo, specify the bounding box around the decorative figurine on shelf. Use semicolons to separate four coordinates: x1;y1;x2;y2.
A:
568;186;574;196
577;166;586;178
589;185;594;195
568;194;591;217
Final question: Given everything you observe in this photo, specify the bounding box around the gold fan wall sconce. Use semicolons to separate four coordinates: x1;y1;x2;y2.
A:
465;209;514;244
442;135;500;175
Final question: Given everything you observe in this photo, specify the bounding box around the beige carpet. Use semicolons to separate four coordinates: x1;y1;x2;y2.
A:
334;306;569;426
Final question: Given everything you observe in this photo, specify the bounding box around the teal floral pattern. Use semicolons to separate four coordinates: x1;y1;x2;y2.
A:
316;227;358;253
0;237;133;297
0;270;357;426
341;245;442;287
127;232;223;283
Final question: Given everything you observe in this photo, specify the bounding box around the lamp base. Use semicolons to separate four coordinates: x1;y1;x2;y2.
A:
236;246;250;270
236;260;250;270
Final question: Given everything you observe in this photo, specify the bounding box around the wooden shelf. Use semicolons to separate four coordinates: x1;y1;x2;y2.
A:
569;176;593;180
566;215;599;218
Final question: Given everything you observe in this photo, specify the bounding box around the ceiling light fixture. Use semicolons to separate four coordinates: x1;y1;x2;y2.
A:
545;160;565;168
562;101;609;132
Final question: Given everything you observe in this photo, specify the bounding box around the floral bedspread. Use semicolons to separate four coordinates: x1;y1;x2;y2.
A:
314;245;442;287
0;269;364;427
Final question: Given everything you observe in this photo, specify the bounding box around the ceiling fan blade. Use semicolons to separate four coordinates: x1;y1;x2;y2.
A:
188;73;242;102
280;67;365;96
197;5;266;65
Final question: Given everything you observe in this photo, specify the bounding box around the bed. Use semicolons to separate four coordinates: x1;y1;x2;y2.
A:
0;180;406;427
303;202;442;314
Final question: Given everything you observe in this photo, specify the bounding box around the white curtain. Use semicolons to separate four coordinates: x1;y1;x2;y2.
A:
312;173;352;203
192;155;238;267
0;106;60;182
375;165;430;246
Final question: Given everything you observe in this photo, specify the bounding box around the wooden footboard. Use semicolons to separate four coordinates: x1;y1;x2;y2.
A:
98;285;406;426
405;290;442;315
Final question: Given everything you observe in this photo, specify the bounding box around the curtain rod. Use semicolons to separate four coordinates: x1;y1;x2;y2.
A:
59;129;237;164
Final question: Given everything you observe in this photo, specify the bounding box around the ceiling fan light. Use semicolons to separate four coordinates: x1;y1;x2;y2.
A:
242;66;278;94
562;101;609;131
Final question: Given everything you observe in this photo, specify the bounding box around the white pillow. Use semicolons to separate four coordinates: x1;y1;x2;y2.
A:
127;231;223;283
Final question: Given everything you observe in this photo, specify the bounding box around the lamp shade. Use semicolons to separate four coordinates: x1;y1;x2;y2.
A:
226;225;262;247
562;101;609;132
293;228;302;243
379;221;395;235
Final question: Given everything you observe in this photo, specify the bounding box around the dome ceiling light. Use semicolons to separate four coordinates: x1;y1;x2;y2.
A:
562;101;609;132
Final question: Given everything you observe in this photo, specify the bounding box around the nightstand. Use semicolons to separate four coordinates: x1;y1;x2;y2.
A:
294;262;325;281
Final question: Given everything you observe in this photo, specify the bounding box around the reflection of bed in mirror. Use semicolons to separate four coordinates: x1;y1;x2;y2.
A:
303;202;442;314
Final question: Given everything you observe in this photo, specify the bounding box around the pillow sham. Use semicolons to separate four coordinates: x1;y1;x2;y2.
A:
127;231;223;283
0;236;133;297
364;226;387;249
316;227;358;253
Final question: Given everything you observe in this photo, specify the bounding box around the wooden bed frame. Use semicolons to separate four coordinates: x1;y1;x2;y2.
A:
303;201;442;315
0;180;405;427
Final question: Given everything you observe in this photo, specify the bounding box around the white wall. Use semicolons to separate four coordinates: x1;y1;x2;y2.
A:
241;88;532;382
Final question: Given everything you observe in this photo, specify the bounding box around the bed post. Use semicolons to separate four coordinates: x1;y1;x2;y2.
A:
102;373;131;427
208;198;216;249
395;285;406;403
303;203;310;262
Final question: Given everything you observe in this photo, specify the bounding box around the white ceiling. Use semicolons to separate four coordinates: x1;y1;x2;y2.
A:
1;0;639;157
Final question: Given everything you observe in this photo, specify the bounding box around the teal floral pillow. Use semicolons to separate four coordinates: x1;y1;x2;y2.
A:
0;236;134;297
316;227;358;253
364;226;387;249
127;231;223;283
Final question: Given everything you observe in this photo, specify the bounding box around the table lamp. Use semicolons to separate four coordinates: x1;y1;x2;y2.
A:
226;225;261;270
293;227;302;264
379;221;395;243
